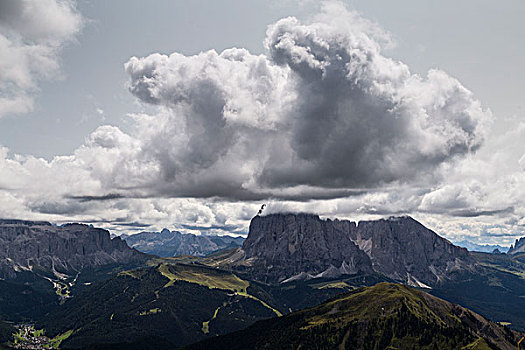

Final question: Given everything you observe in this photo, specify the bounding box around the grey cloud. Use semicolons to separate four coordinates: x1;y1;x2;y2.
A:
0;0;81;42
261;14;486;189
109;221;151;228
124;2;490;200
180;223;244;233
0;1;27;34
68;193;125;202
28;198;88;215
2;1;518;238
436;207;514;218
81;219;151;229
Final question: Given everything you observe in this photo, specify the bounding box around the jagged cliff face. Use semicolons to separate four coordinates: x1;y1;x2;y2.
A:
347;217;472;287
242;214;374;283
508;237;525;255
124;229;244;257
240;214;473;286
0;220;142;279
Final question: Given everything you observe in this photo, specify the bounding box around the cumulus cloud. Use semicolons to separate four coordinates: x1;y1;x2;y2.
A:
122;1;490;199
412;118;525;244
0;0;82;117
0;1;493;203
418;181;514;217
1;1;523;245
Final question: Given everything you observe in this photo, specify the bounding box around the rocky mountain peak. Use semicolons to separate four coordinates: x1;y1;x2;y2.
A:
508;236;525;255
123;229;244;257
240;213;473;286
242;213;373;283
0;219;142;279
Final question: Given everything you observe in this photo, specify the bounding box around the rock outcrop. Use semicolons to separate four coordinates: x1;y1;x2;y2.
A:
350;216;472;287
123;229;244;257
239;214;473;286
241;213;373;283
0;219;142;279
508;237;525;255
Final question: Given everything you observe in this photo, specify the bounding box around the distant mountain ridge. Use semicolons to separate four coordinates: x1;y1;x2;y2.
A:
0;219;142;279
123;229;244;257
233;213;474;287
455;239;509;253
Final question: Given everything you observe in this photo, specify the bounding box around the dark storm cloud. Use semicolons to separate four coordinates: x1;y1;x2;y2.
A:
152;184;368;201
110;221;151;228
80;218;151;229
69;193;125;202
260;16;485;189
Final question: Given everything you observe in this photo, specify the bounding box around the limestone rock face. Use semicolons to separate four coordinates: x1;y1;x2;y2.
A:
508;237;525;255
240;214;473;286
0;219;142;279
241;213;374;283
346;216;472;287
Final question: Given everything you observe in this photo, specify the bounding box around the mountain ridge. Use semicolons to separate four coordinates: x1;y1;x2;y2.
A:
123;229;244;257
235;213;473;287
455;239;509;253
0;219;144;280
186;282;523;350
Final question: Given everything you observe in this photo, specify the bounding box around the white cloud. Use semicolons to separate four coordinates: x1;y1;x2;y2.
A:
123;1;490;198
0;0;83;118
0;1;522;246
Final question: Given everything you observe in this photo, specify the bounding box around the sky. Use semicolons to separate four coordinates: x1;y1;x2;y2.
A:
0;0;524;247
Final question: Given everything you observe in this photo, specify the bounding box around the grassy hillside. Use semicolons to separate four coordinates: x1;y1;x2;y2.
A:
431;252;525;331
204;248;525;332
39;262;389;348
473;251;525;278
39;263;280;348
186;283;523;350
7;249;524;349
156;263;249;291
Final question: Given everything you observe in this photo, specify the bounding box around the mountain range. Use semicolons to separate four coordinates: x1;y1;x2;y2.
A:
121;229;244;257
230;214;474;287
454;239;510;254
0;219;143;280
0;214;524;349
